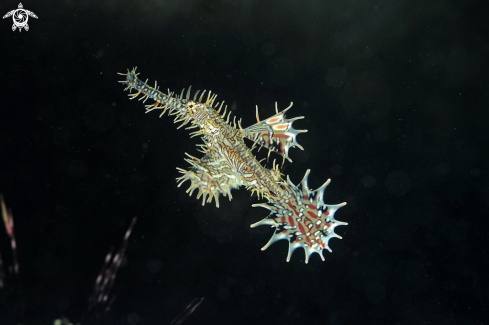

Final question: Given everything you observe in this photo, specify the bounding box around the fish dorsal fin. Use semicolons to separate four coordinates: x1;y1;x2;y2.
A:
242;102;307;163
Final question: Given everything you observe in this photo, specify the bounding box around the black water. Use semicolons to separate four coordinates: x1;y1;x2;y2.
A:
0;1;488;324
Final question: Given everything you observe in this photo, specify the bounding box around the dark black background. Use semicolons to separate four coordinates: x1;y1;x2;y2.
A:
0;0;488;324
